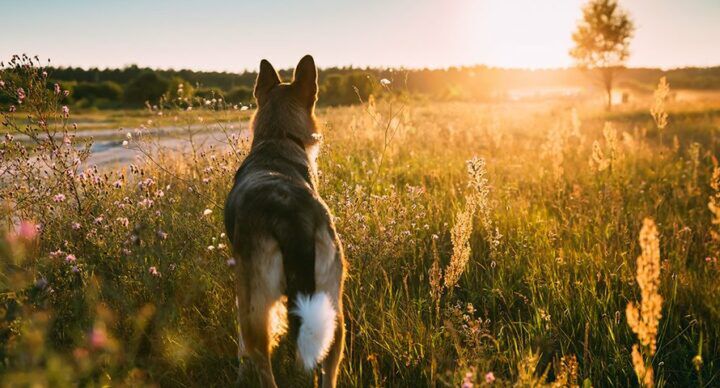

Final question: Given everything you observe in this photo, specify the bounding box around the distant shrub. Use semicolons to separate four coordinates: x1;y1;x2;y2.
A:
123;71;169;106
225;86;252;104
193;87;224;100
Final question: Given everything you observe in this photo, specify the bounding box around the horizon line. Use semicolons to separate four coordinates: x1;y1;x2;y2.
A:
32;59;720;75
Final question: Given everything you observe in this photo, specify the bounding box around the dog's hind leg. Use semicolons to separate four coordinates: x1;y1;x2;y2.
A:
236;239;285;388
314;228;346;388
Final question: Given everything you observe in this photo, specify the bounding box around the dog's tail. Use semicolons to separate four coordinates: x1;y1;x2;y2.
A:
277;221;337;370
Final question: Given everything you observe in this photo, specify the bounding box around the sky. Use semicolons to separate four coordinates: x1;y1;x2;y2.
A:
2;0;719;72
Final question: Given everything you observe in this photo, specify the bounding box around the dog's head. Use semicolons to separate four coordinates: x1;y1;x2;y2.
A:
251;55;319;146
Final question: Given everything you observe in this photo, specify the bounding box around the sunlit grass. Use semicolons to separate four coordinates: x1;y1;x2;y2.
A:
1;56;719;387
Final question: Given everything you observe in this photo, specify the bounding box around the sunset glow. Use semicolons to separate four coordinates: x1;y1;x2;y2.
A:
2;0;719;71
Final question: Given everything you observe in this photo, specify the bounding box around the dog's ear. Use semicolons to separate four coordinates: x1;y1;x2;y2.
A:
292;55;318;107
254;59;281;104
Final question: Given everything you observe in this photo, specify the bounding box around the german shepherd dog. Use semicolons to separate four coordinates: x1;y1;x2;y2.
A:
224;55;346;387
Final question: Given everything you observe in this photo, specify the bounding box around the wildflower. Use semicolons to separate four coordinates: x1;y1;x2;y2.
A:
202;208;213;216
71;265;79;273
693;354;703;372
17;88;25;103
148;266;160;276
41;70;47;78
0;80;4;87
72;222;81;230
138;198;154;208
226;258;236;266
157;230;168;240
15;220;38;241
50;250;64;259
35;278;48;289
116;217;129;228
462;370;474;388
240;105;249;111
220;233;226;238
485;372;495;384
90;324;108;349
380;78;391;85
65;254;77;263
54;83;61;94
63;90;70;97
218;243;226;249
53;193;66;202
9;105;16;113
61;105;69;118
122;140;129;146
94;216;104;224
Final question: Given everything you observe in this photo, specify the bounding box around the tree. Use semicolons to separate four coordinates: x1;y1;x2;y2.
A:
570;0;634;110
123;71;169;106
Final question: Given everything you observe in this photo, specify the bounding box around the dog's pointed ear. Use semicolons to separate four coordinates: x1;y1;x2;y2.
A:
254;59;281;104
292;55;318;106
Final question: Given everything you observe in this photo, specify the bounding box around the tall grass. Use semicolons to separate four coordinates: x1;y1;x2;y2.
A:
1;56;719;387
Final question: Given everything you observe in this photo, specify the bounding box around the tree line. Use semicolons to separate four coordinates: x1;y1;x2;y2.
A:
3;63;719;109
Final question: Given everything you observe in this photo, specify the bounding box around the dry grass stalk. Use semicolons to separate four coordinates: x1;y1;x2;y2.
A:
626;218;663;387
650;77;670;131
444;157;487;289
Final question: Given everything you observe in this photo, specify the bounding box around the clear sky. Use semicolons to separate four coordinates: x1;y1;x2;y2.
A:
2;0;718;72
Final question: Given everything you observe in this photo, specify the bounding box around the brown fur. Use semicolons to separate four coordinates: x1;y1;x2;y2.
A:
225;55;346;388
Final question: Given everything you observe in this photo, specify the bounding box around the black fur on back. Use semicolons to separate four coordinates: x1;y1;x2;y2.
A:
224;55;331;344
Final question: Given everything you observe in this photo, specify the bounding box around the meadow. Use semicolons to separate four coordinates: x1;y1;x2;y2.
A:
1;57;720;387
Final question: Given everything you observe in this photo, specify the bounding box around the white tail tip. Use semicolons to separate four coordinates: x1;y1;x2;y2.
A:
292;292;337;370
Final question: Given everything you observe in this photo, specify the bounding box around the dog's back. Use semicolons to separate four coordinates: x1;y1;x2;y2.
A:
224;56;345;388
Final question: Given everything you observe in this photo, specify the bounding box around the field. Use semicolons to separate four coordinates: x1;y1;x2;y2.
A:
2;63;720;387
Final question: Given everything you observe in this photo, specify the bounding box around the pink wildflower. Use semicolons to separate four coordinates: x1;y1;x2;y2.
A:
90;325;108;349
65;254;77;263
226;258;236;267
54;83;61;94
62;105;69;118
50;249;64;259
485;372;495;384
17;88;25;103
72;222;81;230
462;371;474;388
16;220;38;240
53;193;66;202
149;266;160;276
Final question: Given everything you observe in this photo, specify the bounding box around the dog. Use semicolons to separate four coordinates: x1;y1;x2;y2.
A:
224;55;346;388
